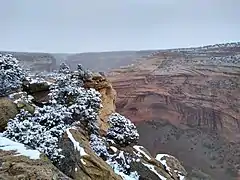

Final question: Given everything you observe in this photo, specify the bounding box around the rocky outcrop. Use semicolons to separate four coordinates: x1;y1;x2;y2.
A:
84;74;116;134
57;127;122;180
8;92;35;114
0;98;18;132
108;42;240;180
0;151;71;180
0;138;71;180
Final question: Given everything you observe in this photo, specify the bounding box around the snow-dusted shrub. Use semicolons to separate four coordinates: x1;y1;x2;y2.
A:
90;134;109;159
0;54;25;96
89;132;140;179
49;75;102;132
33;104;73;128
49;75;83;105
68;88;102;120
3;105;73;161
77;64;92;80
59;63;70;74
107;113;139;146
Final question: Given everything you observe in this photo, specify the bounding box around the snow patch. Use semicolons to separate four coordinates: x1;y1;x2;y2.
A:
116;171;139;180
156;154;186;179
156;154;171;172
156;154;171;160
8;92;21;99
106;158;139;180
174;170;186;180
66;128;88;157
136;158;141;162
80;158;87;165
142;163;167;180
110;146;118;153
133;145;151;160
27;77;52;85
0;136;40;160
9;92;34;105
179;174;185;180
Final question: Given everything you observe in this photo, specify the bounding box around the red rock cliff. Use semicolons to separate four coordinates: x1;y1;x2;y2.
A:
108;44;240;180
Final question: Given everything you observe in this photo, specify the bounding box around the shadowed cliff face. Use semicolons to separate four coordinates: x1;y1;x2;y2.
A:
108;43;240;180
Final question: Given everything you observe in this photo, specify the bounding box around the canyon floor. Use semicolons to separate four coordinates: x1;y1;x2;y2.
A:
108;43;240;180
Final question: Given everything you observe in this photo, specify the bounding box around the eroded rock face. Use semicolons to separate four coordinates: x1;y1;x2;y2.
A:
84;75;117;134
108;43;240;180
0;150;71;180
57;128;122;180
0;98;18;132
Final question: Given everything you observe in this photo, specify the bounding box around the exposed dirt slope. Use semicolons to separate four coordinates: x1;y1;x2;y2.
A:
108;42;240;180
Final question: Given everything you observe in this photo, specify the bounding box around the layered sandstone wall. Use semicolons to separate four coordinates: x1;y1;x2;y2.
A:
108;45;240;180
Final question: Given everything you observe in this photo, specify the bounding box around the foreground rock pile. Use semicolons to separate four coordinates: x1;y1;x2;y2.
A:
0;56;186;180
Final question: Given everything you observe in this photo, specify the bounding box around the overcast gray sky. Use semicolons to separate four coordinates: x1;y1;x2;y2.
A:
0;0;240;53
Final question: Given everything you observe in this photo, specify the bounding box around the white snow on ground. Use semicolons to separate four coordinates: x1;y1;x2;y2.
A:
179;174;185;180
110;146;118;153
117;171;140;180
142;163;167;180
106;158;140;180
0;135;40;159
66;128;88;157
133;145;151;160
155;154;171;172
156;154;171;160
117;151;127;164
174;170;186;180
8;92;21;99
9;92;34;105
25;76;53;86
80;159;87;165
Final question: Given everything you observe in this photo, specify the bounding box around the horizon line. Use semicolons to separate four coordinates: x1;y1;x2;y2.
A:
0;40;239;54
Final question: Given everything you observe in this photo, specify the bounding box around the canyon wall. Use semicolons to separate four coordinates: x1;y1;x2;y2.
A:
108;43;240;180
